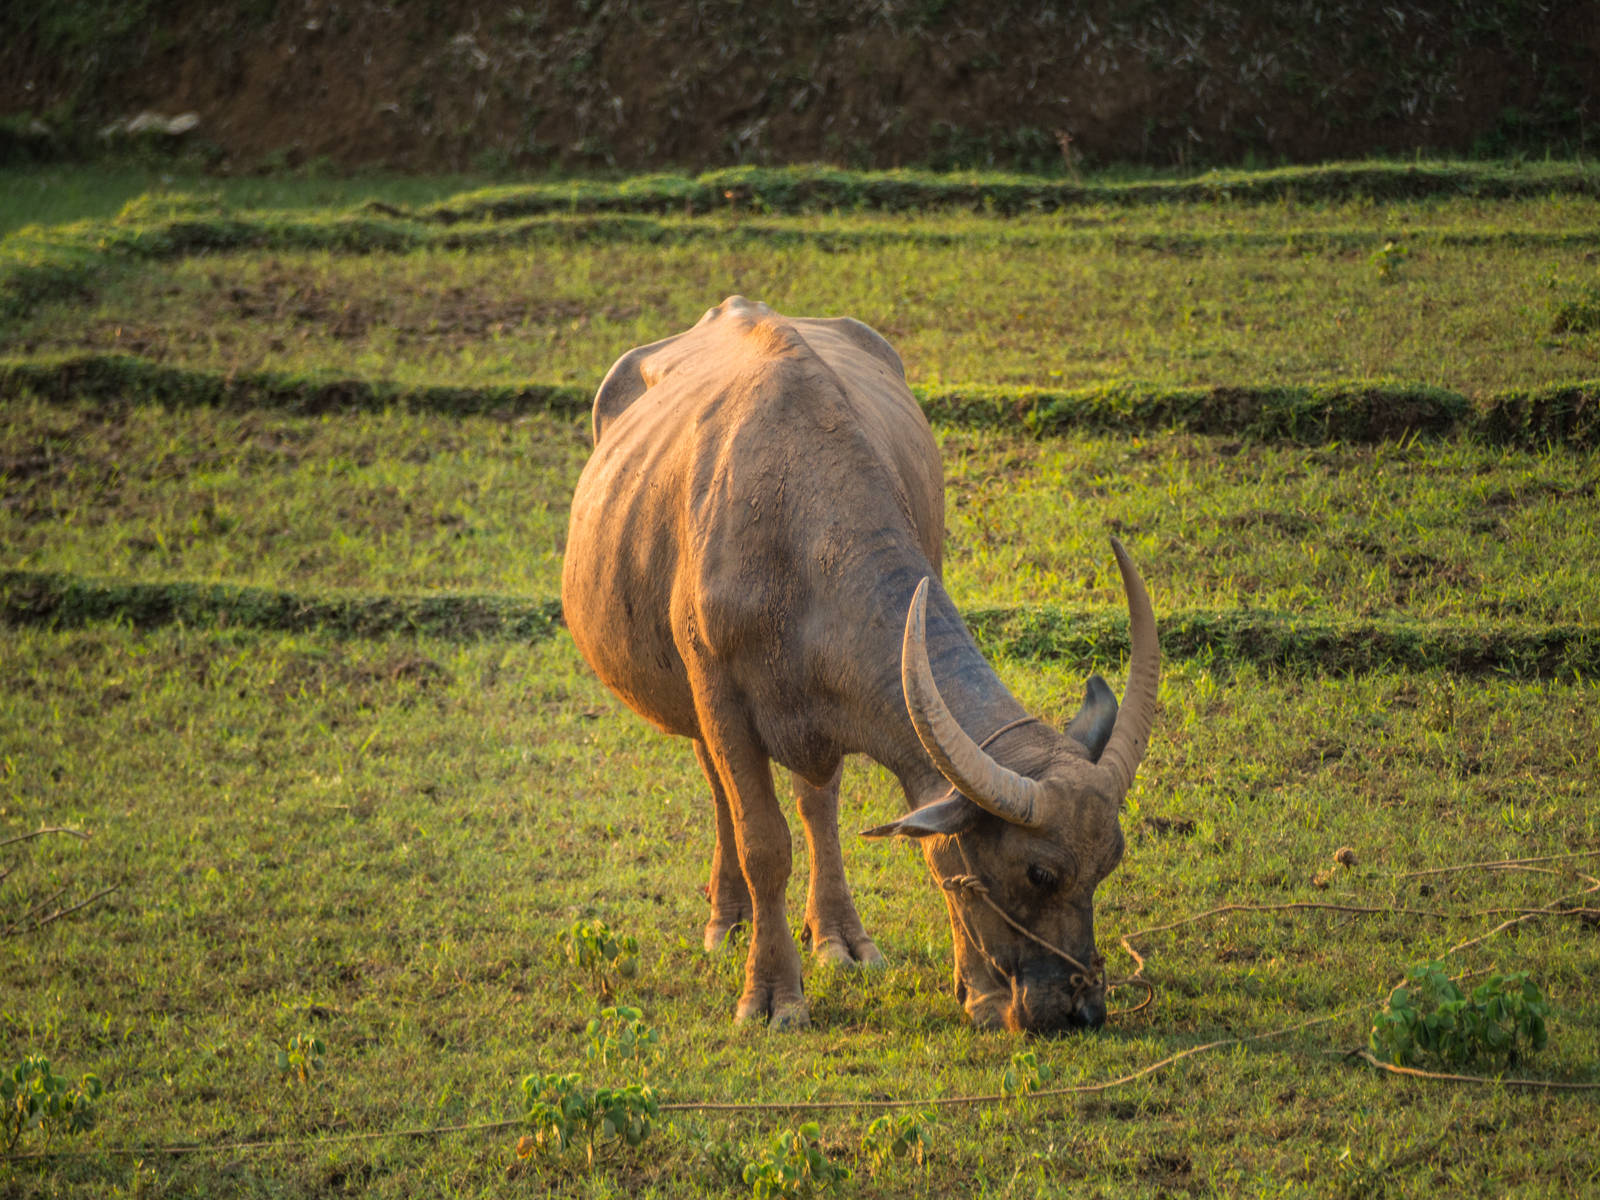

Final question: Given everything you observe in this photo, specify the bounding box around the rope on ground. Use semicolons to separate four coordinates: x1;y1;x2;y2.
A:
3;884;121;936
1398;848;1600;879
1;824;117;937
1117;860;1600;978
3;1118;527;1161
0;826;91;850
7;1011;1350;1163
1355;1051;1600;1091
5;849;1596;1163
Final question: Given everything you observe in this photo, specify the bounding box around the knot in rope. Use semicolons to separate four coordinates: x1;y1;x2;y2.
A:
940;874;988;897
926;715;1153;1019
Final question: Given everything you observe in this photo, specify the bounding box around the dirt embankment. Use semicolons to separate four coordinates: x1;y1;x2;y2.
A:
3;1;1597;172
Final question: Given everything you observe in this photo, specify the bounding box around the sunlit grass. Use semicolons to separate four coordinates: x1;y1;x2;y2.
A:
1;624;1596;1195
4;399;1596;624
3;164;1598;1197
10;220;1595;393
0;166;505;239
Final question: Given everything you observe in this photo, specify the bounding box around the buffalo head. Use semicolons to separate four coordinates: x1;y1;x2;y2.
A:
864;539;1159;1033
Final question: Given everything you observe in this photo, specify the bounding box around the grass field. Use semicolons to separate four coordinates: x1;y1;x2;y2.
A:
2;162;1599;1197
8;199;1600;392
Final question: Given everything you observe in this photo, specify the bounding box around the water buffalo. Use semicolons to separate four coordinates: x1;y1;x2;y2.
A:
562;296;1159;1031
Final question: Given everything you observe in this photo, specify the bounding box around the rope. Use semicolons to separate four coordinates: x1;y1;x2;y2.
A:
939;861;1152;1016
6;849;1596;1164
1398;848;1600;878
3;1119;528;1161
6;1013;1350;1164
925;715;1173;1017
0;826;91;850
925;716;1110;1009
1353;1051;1600;1091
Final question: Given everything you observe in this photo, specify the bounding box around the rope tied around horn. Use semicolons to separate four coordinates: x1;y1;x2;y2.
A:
938;860;1155;1018
926;715;1157;1019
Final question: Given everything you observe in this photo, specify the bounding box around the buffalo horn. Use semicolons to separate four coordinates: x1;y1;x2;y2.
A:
900;578;1048;829
1093;537;1161;804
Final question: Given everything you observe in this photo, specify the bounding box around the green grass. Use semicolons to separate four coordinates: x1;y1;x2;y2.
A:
0;167;510;240
15;160;1586;239
2;625;1597;1195
3;399;1596;625
2;163;1599;1196
9;208;1598;394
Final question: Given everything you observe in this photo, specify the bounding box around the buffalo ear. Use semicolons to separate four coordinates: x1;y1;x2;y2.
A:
861;793;982;839
1064;674;1118;763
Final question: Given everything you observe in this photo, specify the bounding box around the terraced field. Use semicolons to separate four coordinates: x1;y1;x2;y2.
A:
2;162;1599;1197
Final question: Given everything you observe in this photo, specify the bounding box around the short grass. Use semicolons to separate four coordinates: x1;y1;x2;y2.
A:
9;208;1599;393
3;398;1596;624
2;164;1599;1196
0;167;508;240
2;625;1597;1197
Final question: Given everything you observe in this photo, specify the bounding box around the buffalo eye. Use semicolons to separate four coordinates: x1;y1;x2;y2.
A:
1026;864;1058;892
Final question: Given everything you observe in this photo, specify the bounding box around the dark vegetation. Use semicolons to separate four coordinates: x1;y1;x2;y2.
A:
3;569;1594;680
3;353;1597;449
2;2;1598;172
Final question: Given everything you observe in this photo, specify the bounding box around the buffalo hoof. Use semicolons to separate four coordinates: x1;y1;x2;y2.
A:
703;917;749;954
735;988;810;1030
813;934;886;969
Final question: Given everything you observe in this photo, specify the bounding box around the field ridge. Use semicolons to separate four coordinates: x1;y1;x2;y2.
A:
6;161;1600;322
0;570;563;644
412;162;1600;218
17;207;1600;267
5;353;1597;448
4;569;1592;678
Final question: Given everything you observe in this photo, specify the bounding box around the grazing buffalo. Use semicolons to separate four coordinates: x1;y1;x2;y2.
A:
562;297;1159;1031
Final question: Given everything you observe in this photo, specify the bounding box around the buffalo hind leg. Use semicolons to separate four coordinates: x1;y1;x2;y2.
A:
694;706;808;1029
694;739;752;953
794;766;885;968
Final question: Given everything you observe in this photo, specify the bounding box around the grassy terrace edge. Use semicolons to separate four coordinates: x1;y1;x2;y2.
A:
5;353;1597;448
411;161;1600;219
10;212;1600;325
3;571;1593;679
4;158;1600;321
0;570;564;644
16;208;1599;271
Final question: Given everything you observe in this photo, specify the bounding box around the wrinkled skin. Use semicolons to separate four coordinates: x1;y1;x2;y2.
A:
861;647;1144;1031
562;297;1159;1031
865;738;1123;1030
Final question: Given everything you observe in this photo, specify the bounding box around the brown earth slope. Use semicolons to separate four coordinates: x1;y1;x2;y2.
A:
3;1;1597;172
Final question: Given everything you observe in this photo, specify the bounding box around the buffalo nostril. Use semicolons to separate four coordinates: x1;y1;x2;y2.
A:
1076;996;1107;1029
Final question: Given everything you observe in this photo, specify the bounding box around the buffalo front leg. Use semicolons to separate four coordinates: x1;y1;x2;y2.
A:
794;766;885;968
694;707;809;1029
694;739;753;953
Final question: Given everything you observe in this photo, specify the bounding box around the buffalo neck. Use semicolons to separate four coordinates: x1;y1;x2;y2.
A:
826;543;1028;811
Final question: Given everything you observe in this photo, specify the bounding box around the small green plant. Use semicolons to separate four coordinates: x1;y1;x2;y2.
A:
2;1055;103;1153
1369;962;1551;1068
861;1111;935;1174
1550;286;1600;334
555;918;639;1000
1369;239;1408;282
1000;1048;1055;1096
696;1134;750;1186
518;1071;659;1167
584;1005;661;1072
275;1032;325;1085
741;1122;852;1199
